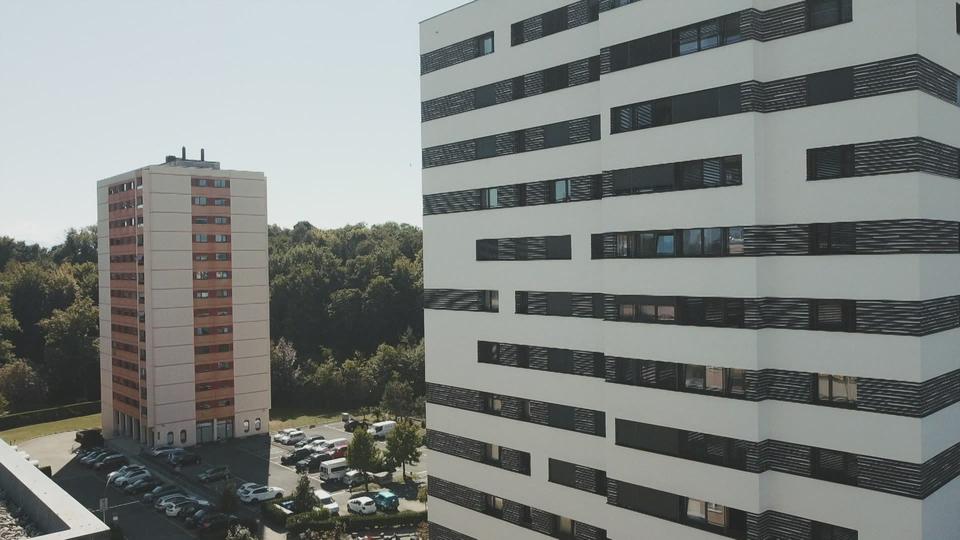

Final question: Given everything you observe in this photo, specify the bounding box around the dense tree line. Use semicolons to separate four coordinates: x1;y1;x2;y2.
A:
0;222;425;415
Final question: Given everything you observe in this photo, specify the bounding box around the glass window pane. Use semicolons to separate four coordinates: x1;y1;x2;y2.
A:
704;228;723;255
702;159;722;187
700;19;720;49
685;365;706;390
640;304;657;321
677;25;699;55
723;13;743;43
683;229;703;256
686;499;706;521
832;375;849;402
656;234;675;256
706;503;727;526
640;233;657;257
728;369;746;396
616;233;632;257
619;304;636;320
727;227;745;254
722;156;743;184
680;160;704;189
818;374;831;401
658;304;676;321
705;366;725;392
846;377;858;403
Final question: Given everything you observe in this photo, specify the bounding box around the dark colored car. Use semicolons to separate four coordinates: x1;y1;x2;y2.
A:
80;450;110;466
75;428;104;449
195;513;238;536
96;455;128;472
197;466;230;483
176;499;213;520
343;419;369;433
169;452;201;466
185;509;213;529
124;477;160;494
295;451;334;474
294;435;325;449
280;447;313;466
142;484;179;503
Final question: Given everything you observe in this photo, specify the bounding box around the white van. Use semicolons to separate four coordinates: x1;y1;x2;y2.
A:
312;437;348;453
367;421;397;440
318;458;349;482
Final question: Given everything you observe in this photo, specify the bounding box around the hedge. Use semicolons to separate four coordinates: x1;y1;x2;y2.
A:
0;401;100;431
260;497;294;527
288;510;429;535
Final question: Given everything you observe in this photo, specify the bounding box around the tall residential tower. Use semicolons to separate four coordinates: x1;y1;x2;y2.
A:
420;1;960;539
97;151;270;447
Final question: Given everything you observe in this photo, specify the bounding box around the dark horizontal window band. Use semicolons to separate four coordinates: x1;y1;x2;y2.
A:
611;55;959;135
549;458;607;496
593;219;960;259
615;418;960;500
430;477;608;540
422;55;600;122
428;523;476;540
426;382;606;437
808;137;960;182
609;478;857;540
424;289;499;312
598;0;639;11
600;1;852;76
423;116;601;169
477;235;571;261
423;175;602;216
421;32;494;75
511;1;599;47
426;429;531;475
516;291;960;337
479;340;960;418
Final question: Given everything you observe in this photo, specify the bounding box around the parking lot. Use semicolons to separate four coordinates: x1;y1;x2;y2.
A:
20;421;428;539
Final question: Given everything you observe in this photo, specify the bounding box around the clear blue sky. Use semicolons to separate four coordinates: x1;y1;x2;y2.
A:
0;0;467;246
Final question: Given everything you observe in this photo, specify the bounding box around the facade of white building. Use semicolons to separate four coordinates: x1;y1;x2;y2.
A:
420;1;960;539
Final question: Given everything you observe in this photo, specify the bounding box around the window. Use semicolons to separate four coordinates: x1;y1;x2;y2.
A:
484;443;501;465
477;33;494;56
476;239;498;261
485;394;503;414
193;217;209;225
806;67;855;106
543;65;569;92
550;179;571;202
214;234;229;243
480;187;499;209
548;404;576;430
515;291;529;314
546;292;572;316
214;216;229;225
810;222;856;253
213;179;229;188
807;0;853;30
193;196;207;206
474;84;497;108
243;420;250;433
548;459;577;488
541;7;569;37
180;430;187;444
812;447;858;485
476;136;497;159
167;432;174;445
481;291;498;312
811;299;856;331
544;122;570;148
812;522;859;540
547;348;575;374
484;494;504;517
817;374;858;405
511;21;525;46
556;516;574;539
545;236;572;259
808;145;855;180
255;418;262;431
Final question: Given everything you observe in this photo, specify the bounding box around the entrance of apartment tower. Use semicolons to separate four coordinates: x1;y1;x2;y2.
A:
197;421;215;444
216;418;233;440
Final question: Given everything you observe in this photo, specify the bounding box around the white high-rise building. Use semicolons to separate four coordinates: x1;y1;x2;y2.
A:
97;151;271;448
420;1;960;539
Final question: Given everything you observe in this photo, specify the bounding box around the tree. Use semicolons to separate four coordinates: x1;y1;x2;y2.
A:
271;338;306;407
226;525;257;540
3;262;76;362
381;376;415;420
51;226;97;265
292;474;320;513
0;295;20;364
346;429;380;493
385;420;422;481
219;480;239;513
38;296;99;403
0;359;47;412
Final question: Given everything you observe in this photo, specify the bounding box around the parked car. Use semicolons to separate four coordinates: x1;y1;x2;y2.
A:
106;464;146;484
342;469;370;488
374;490;400;512
89;452;121;469
149;446;178;458
75;429;104;449
195;513;239;536
124;477;160;495
347;496;377;515
281;447;313;466
197;466;230;483
168;451;201;466
155;494;190;512
113;468;151;488
272;428;297;442
278;430;305;445
294;435;325;449
166;497;209;517
142;484;179;503
314;489;340;515
80;450;110;466
239;485;284;503
96;455;129;472
185;508;213;528
367;421;397;440
343;418;369;433
294;452;330;474
235;482;261;498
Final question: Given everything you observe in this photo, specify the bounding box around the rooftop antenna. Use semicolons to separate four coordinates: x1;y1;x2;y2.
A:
181;146;186;160
201;148;205;161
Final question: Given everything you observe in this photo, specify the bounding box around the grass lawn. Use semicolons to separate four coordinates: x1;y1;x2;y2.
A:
268;407;347;432
0;413;101;445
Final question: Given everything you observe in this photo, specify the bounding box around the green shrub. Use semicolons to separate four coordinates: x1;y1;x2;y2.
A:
341;511;428;532
286;510;336;535
259;497;293;527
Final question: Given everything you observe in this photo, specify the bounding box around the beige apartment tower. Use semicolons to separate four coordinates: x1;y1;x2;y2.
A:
97;151;270;447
